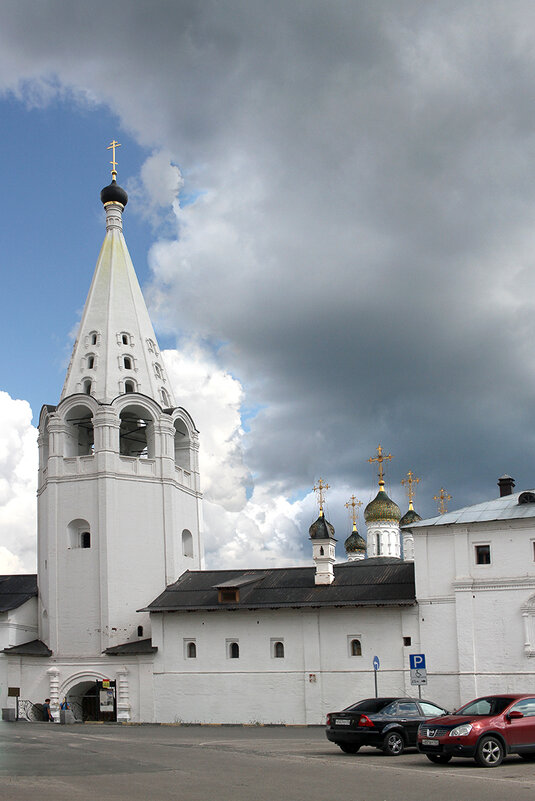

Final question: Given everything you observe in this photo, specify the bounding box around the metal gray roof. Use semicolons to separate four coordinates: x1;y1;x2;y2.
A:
142;558;415;612
3;639;52;657
405;490;535;528
103;638;157;656
0;574;37;612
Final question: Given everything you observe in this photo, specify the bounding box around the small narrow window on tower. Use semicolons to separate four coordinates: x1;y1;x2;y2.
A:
124;356;132;370
161;388;170;407
122;334;129;345
88;356;95;369
137;625;144;637
154;363;163;379
81;532;91;549
376;532;381;556
90;332;98;345
83;380;92;395
124;380;135;393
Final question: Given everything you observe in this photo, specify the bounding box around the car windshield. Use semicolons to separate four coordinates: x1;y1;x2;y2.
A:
344;698;397;714
455;697;513;716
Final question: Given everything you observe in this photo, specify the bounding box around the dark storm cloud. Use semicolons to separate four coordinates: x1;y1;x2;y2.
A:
3;0;535;522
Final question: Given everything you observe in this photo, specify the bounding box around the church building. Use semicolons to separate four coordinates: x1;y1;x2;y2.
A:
1;162;534;725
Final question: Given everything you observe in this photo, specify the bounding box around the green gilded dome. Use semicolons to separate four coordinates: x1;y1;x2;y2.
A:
344;530;366;553
364;489;401;524
399;508;422;527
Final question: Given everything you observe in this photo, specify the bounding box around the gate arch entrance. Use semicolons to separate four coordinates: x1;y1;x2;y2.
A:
65;679;117;722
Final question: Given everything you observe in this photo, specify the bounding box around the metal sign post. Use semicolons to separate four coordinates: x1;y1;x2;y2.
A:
373;655;380;697
409;654;427;698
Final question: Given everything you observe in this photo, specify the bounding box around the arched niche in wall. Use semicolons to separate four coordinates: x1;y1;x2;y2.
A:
182;529;193;558
119;403;155;458
65;404;94;457
67;518;91;549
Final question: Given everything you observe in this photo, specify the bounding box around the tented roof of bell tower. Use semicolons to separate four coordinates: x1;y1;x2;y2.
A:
60;173;175;407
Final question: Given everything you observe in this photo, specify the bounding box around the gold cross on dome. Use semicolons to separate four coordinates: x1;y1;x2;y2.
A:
433;487;452;515
107;140;122;178
313;478;330;516
368;444;393;489
401;471;420;510
345;495;363;530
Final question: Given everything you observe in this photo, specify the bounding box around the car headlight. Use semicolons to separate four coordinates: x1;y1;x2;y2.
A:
449;724;472;737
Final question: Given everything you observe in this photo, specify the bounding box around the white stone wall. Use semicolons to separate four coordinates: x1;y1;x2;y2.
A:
0;598;38;710
151;605;422;724
413;517;535;710
37;396;203;658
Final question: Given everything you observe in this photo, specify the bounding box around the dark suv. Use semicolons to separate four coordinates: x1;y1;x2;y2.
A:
417;694;535;767
326;697;448;755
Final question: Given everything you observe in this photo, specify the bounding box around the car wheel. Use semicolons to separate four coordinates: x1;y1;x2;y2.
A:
475;736;505;767
382;731;405;756
338;743;360;754
426;753;452;764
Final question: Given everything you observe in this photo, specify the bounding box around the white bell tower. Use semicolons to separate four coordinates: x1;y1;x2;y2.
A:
37;153;204;659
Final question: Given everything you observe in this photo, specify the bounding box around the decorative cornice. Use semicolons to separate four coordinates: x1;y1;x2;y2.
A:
453;576;535;592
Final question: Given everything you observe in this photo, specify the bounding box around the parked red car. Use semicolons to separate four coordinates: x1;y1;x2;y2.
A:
417;694;535;767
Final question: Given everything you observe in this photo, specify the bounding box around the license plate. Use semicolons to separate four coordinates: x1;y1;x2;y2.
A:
335;719;351;726
422;738;439;746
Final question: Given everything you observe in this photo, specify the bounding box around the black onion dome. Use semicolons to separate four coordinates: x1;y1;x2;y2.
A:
100;180;128;207
344;530;366;553
399;508;422;527
309;515;336;540
364;489;401;524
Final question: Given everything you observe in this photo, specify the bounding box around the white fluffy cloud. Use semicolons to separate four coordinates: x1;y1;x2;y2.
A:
0;392;37;573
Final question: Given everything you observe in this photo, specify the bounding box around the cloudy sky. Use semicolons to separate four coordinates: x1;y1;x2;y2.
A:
1;0;535;574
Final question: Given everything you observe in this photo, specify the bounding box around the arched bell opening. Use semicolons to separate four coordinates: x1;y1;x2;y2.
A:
65;404;94;457
174;418;191;470
119;404;155;458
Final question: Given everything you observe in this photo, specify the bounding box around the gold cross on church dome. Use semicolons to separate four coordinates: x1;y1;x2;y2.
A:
401;470;420;510
107;139;122;179
433;487;452;515
368;444;393;490
313;478;330;516
345;494;363;530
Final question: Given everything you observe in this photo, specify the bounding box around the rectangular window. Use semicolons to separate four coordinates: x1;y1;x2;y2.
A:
532;540;535;562
403;636;412;646
475;544;491;565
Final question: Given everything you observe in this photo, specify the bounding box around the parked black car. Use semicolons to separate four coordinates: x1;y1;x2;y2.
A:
326;697;449;755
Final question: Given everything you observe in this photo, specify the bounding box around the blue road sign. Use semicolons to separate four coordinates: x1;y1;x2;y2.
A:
373;655;380;671
409;653;426;670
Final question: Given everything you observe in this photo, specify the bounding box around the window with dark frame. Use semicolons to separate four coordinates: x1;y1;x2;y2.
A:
350;638;362;656
187;641;197;658
81;532;91;549
475;544;491;565
229;641;239;659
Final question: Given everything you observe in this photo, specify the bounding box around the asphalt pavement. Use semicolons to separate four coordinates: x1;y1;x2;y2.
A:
0;721;534;801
